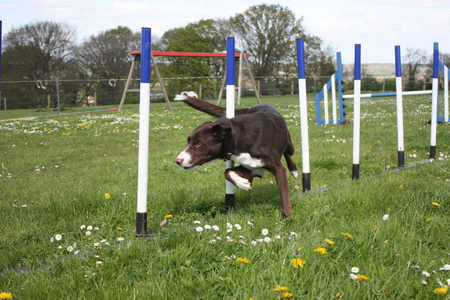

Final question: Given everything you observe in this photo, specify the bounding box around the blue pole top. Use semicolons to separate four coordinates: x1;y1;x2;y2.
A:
140;27;151;84
433;42;439;79
226;37;235;85
296;39;306;79
395;46;401;77
354;44;361;80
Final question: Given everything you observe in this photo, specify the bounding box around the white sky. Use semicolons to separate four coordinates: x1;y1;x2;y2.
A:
1;0;449;63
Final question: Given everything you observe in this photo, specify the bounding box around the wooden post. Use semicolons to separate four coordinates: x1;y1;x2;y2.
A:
151;52;172;111
3;97;6;110
47;94;51;108
119;56;137;111
237;52;244;105
242;54;261;104
199;85;202;99
217;71;227;105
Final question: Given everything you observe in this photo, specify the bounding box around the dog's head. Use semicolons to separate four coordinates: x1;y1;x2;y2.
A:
175;121;231;169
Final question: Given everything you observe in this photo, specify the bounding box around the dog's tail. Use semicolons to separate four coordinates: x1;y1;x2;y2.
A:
174;93;225;118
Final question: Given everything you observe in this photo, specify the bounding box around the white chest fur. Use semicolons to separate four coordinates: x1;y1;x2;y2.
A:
231;153;267;176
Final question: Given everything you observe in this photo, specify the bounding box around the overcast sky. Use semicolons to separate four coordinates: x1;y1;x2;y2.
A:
1;0;449;64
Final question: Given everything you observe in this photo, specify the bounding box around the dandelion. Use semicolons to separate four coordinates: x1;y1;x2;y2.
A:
399;184;404;190
262;229;269;236
426;218;434;222
341;232;353;239
314;247;327;255
104;193;111;199
383;214;389;221
236;257;250;264
195;226;203;233
351;267;360;274
357;274;370;281
165;214;173;219
281;291;293;298
291;258;306;268
433;287;448;296
117;227;123;231
273;286;290;292
422;280;428;285
325;238;335;246
0;292;13;300
432;202;440;207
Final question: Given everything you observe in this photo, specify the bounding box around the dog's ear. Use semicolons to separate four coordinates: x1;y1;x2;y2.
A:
211;123;231;139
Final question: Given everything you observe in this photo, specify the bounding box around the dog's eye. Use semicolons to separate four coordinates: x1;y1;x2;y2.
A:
194;141;202;148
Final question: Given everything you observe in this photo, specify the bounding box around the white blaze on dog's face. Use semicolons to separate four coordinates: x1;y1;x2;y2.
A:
175;121;231;169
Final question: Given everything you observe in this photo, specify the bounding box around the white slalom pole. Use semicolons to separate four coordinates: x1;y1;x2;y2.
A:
323;84;329;124
352;44;361;180
296;39;311;192
395;46;405;167
430;42;439;159
444;65;449;123
331;74;337;124
136;28;151;236
225;37;235;211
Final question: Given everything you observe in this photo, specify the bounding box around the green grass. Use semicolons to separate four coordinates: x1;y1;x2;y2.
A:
0;95;449;299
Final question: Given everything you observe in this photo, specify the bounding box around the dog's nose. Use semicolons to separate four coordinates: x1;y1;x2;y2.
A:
175;157;183;166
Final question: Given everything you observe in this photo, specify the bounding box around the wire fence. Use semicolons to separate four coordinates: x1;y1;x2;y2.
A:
0;75;434;111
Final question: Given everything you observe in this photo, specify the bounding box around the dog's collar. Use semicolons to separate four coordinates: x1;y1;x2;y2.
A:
223;153;233;162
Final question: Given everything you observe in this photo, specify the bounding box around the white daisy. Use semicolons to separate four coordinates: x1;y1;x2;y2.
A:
234;224;242;230
351;267;359;274
422;271;431;277
264;237;271;243
251;240;257;246
55;234;62;241
194;220;201;225
80;225;86;230
383;214;389;221
67;246;74;252
204;225;212;230
261;229;269;236
195;226;203;233
212;225;220;231
87;225;93;230
350;274;358;280
85;231;92;236
209;239;216;244
117;237;124;242
439;264;450;271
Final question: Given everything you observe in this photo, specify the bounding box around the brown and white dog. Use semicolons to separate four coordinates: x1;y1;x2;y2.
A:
175;95;298;218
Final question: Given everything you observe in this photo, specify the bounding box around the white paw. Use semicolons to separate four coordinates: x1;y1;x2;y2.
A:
229;171;252;191
290;170;299;179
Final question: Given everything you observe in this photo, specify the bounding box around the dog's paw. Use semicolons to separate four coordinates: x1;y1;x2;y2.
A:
229;171;252;191
173;94;188;101
290;170;299;179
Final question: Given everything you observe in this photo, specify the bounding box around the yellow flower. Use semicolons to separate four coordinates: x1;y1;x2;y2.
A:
0;292;12;300
432;202;440;207
291;258;306;268
282;291;294;298
273;286;290;292
104;193;111;199
236;257;250;264
325;238;335;246
341;232;353;239
426;218;434;222
433;287;448;296
314;247;327;255
399;184;404;190
165;214;173;219
117;227;123;231
357;274;370;281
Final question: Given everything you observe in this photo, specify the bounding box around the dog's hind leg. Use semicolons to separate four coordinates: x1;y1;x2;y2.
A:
267;162;292;218
224;166;256;191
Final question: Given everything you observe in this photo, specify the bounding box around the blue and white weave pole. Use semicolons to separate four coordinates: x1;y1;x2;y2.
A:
430;42;439;159
352;44;361;180
225;37;235;211
136;27;151;236
395;46;405;167
296;39;311;192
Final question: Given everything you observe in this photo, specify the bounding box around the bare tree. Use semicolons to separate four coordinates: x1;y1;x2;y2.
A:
403;48;427;91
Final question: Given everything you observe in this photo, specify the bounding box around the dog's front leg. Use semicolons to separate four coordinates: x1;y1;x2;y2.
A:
270;163;292;218
224;166;255;191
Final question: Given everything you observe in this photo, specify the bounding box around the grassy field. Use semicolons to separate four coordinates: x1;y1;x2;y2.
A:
0;94;449;299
